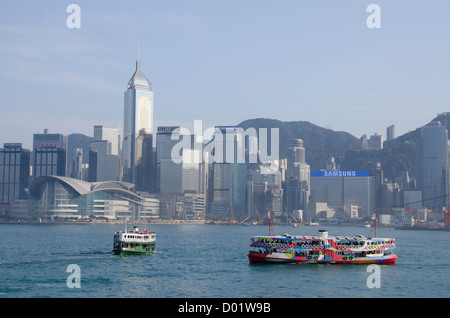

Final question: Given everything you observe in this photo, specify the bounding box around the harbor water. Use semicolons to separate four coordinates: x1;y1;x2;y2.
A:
0;223;449;298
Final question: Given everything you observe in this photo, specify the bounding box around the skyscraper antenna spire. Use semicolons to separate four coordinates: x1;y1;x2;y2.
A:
136;41;140;71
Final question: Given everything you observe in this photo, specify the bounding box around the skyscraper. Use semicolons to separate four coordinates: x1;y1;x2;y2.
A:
34;147;66;178
368;133;383;150
156;127;203;194
386;125;395;141
70;148;83;179
32;130;68;178
416;121;448;209
136;132;154;192
92;125;122;182
0;143;30;209
209;127;247;218
122;51;154;187
94;125;122;156
310;171;375;218
89;140;119;182
286;139;310;213
156;126;182;193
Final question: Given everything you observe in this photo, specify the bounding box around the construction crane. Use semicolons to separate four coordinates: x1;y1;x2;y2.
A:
253;204;267;225
267;210;276;236
177;205;187;222
166;202;172;221
220;203;237;224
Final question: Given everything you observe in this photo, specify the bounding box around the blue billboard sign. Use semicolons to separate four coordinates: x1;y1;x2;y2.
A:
311;171;369;177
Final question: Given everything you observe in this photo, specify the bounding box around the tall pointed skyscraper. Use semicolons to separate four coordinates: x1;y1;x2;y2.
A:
123;47;154;188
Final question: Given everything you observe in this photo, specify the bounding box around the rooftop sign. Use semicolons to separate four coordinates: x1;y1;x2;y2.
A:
311;171;369;177
215;126;238;132
157;126;180;133
3;143;22;148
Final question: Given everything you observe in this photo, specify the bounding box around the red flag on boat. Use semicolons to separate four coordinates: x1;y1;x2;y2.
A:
371;214;376;220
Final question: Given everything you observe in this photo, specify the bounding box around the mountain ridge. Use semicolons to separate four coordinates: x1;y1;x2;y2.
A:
66;113;450;183
237;113;450;181
237;117;361;171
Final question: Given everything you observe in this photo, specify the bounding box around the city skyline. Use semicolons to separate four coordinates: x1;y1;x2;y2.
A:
2;2;450;303
1;1;450;149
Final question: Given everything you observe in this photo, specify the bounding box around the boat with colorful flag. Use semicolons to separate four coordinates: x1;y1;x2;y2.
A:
248;213;397;264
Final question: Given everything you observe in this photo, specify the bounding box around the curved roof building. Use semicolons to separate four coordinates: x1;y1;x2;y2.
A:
29;176;156;219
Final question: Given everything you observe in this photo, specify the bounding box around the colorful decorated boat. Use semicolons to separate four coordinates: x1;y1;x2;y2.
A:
248;229;397;264
113;226;156;255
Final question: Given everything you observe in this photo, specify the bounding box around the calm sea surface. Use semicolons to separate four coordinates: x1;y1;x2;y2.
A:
0;223;449;298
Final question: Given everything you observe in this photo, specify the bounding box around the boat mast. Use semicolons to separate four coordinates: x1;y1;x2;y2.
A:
369;212;377;238
373;214;377;237
268;210;276;236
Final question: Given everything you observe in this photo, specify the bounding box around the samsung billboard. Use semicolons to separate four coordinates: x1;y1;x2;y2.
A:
311;171;369;177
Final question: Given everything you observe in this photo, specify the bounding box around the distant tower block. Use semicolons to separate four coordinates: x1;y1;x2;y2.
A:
386;125;395;141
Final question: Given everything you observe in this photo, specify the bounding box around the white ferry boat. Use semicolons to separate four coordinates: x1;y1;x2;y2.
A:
113;226;156;255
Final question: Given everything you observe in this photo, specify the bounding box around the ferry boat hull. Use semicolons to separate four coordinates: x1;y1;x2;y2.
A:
113;242;156;255
248;230;397;265
248;251;397;264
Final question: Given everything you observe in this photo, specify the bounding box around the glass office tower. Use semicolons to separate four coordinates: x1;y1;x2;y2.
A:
416;121;448;209
32;131;68;177
286;139;310;212
156;126;182;193
94;125;122;156
91;125;121;182
123;57;154;186
210;127;247;218
310;171;375;218
0;143;30;207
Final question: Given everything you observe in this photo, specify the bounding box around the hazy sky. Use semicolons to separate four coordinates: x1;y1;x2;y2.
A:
1;0;449;149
